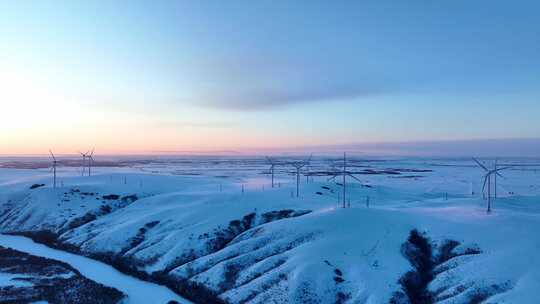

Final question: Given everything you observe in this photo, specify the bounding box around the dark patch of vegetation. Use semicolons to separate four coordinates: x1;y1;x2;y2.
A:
467;282;512;304
100;204;112;214
334;276;345;284
206;213;257;254
390;230;502;304
153;272;227;304
399;230;434;304
335;291;351;304
67;212;97;230
120;194;138;203
237;271;289;304
64;195;139;232
145;220;160;229
102;194;120;200
0;246;124;304
219;262;244;291
12;230;60;246
261;209;311;223
29;183;45;189
121;221;160;256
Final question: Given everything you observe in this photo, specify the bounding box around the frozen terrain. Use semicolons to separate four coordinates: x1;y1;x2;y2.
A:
0;242;124;303
0;156;539;303
0;234;188;304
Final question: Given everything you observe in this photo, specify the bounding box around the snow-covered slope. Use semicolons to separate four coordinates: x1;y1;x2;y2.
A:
1;158;539;303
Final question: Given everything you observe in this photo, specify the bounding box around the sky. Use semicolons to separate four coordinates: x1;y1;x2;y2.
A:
1;1;539;156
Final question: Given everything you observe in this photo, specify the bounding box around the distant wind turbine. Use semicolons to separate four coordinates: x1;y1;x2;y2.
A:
328;152;364;208
473;157;511;213
79;150;89;176
289;155;312;197
88;148;95;176
265;156;281;188
49;150;57;189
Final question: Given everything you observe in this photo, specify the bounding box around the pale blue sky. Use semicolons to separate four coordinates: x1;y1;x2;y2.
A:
1;1;539;154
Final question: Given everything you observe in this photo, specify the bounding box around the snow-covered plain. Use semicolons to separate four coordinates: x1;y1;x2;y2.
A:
0;156;539;303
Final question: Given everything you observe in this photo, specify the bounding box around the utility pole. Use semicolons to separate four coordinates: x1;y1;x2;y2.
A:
343;152;346;208
494;159;497;199
296;166;300;197
271;165;274;188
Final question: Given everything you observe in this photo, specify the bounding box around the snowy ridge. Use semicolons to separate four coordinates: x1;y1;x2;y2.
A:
1;160;540;303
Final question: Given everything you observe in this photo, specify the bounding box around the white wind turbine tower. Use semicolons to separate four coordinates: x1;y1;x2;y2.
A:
49;150;58;188
289;155;312;197
473;158;511;213
327;152;364;208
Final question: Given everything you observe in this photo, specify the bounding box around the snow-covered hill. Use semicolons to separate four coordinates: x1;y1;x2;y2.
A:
1;158;539;303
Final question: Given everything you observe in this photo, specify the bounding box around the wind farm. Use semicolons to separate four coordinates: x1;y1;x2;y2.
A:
2;153;540;303
1;1;540;304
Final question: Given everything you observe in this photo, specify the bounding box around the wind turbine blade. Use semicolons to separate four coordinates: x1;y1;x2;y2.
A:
472;158;489;172
347;174;363;183
49;150;56;161
493;166;512;174
90;148;95;156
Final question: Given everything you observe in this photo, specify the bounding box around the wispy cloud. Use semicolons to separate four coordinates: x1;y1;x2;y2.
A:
186;55;392;111
153;121;236;129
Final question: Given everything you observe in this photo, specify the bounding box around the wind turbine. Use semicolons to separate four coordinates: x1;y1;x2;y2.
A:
473;158;511;213
88;148;95;176
482;167;511;213
79;150;89;176
49;150;58;188
328;152;364;208
289;155;312;197
473;158;503;200
266;156;280;188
